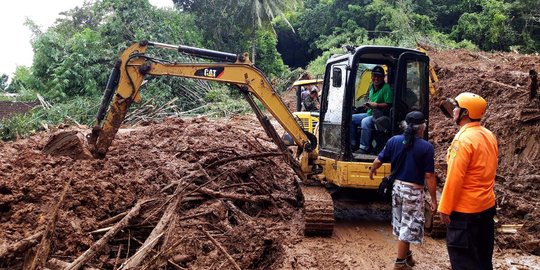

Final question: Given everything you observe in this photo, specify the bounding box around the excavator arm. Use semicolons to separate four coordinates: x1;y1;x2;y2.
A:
87;41;316;173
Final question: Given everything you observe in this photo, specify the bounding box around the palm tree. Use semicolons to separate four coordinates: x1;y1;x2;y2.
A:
238;0;301;63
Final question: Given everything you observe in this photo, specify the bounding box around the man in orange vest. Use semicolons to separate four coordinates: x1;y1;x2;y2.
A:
438;92;498;270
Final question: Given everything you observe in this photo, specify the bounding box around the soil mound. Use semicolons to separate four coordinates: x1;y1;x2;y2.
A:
0;116;301;269
428;48;540;255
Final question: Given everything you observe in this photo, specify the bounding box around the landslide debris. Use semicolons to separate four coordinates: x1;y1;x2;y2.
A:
42;129;93;160
428;48;540;255
0;116;302;269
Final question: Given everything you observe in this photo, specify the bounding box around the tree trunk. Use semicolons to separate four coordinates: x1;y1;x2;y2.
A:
251;16;257;64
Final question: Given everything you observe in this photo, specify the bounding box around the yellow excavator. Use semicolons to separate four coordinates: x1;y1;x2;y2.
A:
52;40;444;236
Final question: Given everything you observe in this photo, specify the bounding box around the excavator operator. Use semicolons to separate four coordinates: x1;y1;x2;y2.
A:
351;66;393;154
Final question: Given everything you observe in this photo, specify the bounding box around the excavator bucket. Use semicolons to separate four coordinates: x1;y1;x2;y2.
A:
42;130;93;160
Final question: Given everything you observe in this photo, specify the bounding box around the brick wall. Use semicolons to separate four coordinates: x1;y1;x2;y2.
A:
0;101;40;120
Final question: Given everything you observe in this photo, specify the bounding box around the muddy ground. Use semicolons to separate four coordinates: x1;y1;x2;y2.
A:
0;49;539;269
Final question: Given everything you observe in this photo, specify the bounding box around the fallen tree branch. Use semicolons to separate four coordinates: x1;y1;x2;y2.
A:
198;226;241;270
479;77;519;90
224;201;251;224
520;109;540;123
205;152;284;169
65;198;154;270
0;231;44;261
96;211;129;228
136;236;188;270
250;176;286;220
178;210;213;221
113;244;123;270
159;167;206;193
530;69;538;101
119;232;164;269
196;186;296;204
47;258;99;270
120;184;185;269
28;178;72;270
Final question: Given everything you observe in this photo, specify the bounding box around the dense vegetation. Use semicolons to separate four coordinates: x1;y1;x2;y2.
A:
0;0;538;140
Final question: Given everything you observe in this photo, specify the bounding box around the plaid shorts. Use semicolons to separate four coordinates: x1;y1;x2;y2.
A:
392;181;425;244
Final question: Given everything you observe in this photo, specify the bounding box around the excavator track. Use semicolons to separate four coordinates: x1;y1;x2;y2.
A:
424;192;447;238
301;184;335;236
424;209;447;238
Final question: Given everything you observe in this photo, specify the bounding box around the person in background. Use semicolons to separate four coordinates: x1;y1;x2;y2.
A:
438;92;498;270
352;66;393;154
370;111;437;270
303;88;320;112
300;86;309;101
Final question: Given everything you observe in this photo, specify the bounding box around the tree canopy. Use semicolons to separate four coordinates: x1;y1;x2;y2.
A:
1;0;538;140
4;0;539;105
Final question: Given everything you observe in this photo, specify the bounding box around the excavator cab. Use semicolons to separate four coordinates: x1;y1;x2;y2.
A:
315;46;431;189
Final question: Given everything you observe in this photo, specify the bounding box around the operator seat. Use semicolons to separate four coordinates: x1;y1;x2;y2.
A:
371;107;392;153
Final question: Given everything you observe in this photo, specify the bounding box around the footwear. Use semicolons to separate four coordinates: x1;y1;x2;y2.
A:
394;261;413;270
354;148;368;154
407;251;416;267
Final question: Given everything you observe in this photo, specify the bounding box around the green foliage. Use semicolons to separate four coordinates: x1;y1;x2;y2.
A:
306;48;342;76
5;67;42;100
4;0;539;142
0;96;100;140
172;0;250;53
173;0;300;69
451;0;516;51
423;32;478;51
15;0;203;103
236;0;301;30
290;0;537;68
296;1;340;51
186;87;251;117
45;28;109;100
507;0;540;53
314;21;369;51
0;113;38;141
255;30;287;77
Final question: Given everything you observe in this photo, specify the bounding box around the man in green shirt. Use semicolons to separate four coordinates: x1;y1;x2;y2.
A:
352;66;393;154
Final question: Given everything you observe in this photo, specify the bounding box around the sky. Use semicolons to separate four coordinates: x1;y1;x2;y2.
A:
0;0;173;78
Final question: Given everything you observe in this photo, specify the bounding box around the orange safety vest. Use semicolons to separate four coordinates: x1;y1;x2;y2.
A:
438;122;498;215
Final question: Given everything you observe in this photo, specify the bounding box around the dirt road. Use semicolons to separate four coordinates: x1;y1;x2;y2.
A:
282;207;540;270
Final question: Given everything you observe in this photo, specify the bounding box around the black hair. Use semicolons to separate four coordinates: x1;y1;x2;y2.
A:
403;123;416;150
401;121;425;150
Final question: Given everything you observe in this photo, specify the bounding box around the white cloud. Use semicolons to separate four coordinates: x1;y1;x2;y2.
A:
0;0;173;78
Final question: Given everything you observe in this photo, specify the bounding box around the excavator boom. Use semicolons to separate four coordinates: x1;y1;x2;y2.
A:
81;40;335;235
88;41;315;163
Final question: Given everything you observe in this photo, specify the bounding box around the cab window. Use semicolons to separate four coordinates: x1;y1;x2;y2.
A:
320;64;346;153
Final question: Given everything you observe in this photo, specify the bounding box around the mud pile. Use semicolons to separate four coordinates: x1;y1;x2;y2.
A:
0;116;301;269
428;49;540;255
